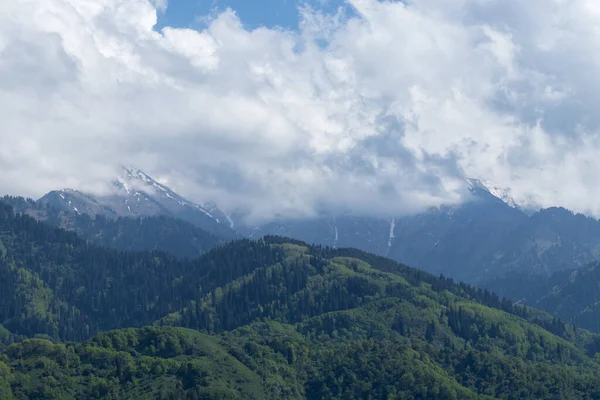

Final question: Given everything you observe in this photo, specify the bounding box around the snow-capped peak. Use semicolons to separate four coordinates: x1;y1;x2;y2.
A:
465;178;519;208
37;165;239;239
465;178;487;191
113;164;223;221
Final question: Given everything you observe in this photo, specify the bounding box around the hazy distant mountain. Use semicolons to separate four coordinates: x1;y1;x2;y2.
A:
38;189;118;218
484;261;600;333
236;178;600;283
387;189;528;282
480;207;600;276
39;166;238;239
25;170;600;283
3;195;224;258
240;215;394;257
387;194;600;282
238;178;528;282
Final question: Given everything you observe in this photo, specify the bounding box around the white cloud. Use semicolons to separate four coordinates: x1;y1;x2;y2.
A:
150;0;168;13
3;0;600;221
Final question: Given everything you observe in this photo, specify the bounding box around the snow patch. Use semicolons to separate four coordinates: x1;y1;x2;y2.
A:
328;218;339;248
117;178;130;194
191;203;215;219
334;226;339;247
387;218;396;248
481;180;519;208
466;177;519;208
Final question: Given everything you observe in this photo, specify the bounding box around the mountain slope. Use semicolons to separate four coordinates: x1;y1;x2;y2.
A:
242;215;393;256
485;261;600;335
241;179;529;283
36;189;118;218
3;196;224;259
39;166;238;239
479;207;600;278
387;197;527;282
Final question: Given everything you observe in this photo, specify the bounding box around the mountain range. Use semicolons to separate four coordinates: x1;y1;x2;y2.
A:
18;166;600;287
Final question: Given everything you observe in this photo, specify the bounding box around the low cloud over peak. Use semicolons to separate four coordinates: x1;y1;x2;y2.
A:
2;0;600;221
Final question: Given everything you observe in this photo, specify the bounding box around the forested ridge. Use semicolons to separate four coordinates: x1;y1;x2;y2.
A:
486;262;600;338
2;201;600;399
0;201;283;341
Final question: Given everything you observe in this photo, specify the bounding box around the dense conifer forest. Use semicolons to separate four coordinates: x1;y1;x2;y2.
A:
2;201;600;399
486;263;600;336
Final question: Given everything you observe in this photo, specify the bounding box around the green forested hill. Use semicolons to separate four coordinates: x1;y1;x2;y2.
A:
3;202;600;399
2;327;268;400
0;201;283;340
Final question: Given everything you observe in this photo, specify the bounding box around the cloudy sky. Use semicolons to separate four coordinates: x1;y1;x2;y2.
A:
2;0;600;221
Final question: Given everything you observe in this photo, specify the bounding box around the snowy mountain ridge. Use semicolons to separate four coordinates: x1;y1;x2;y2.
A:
39;165;238;239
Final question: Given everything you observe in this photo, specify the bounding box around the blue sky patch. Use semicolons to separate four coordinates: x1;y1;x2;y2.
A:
155;0;353;31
